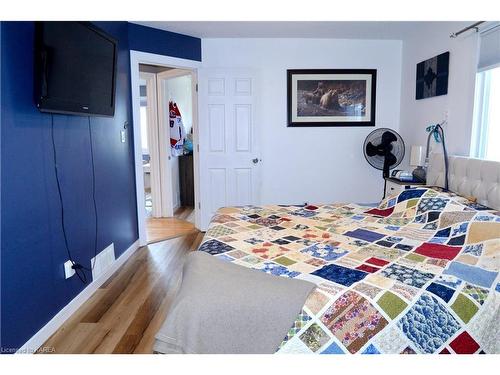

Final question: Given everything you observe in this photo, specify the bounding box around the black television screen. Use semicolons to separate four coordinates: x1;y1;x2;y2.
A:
35;22;117;117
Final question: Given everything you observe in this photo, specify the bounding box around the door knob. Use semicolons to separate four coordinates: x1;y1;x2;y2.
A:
252;158;260;164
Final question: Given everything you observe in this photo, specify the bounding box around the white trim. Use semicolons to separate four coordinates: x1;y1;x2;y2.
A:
156;71;175;218
15;240;140;354
130;50;202;246
140;71;163;218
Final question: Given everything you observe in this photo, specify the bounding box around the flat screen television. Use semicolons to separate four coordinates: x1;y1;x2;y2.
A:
35;22;117;117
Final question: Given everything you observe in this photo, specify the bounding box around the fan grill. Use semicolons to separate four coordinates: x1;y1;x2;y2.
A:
363;128;405;171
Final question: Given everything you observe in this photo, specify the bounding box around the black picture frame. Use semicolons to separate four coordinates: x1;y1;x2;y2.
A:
415;52;449;100
287;69;377;127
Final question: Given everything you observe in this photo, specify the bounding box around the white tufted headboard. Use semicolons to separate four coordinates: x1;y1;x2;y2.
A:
427;153;500;210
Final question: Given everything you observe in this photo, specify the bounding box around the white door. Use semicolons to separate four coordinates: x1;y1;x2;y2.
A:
157;69;195;218
198;69;261;230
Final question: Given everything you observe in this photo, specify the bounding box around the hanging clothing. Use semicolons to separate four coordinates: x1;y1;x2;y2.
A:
169;101;186;156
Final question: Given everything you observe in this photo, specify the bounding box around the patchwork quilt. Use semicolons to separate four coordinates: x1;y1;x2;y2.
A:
198;188;500;354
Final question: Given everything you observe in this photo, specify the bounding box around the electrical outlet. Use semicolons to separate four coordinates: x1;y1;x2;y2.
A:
120;129;126;143
64;260;75;279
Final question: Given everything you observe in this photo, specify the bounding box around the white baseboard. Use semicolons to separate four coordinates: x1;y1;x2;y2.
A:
15;239;140;354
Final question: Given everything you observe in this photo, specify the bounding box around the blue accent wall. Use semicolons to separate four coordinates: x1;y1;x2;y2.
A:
0;21;201;352
127;23;201;61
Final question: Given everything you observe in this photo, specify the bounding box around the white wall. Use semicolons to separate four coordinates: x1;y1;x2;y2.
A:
202;38;403;204
399;22;479;167
167;74;193;133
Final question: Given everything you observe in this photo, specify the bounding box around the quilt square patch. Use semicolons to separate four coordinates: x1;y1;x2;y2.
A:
353;282;382;299
381;263;434;288
450;293;479;323
356;264;380;273
343;228;385;242
259;262;300;278
225;249;249;259
198;239;235;255
299;323;330;352
301;243;348;262
282;235;301;242
244;237;264;245
239;255;263;265
444;262;497;288
312;264;368;287
279;310;312;348
320;291;388;353
426;282;455;303
390;282;419;301
271;238;290;245
417;197;449;215
292;209;318;218
397;189;426;203
397;293;460;353
463;243;483;257
401;346;417;354
251;245;289;260
376;240;394;248
356;245;404;262
414;243;462;260
365;207;394;217
435;274;463;289
377;291;407;319
366;257;389;267
305;289;331;315
320;341;345;354
372;325;409;353
449;331;480;354
273;256;296;266
205;225;237;238
361;344;380;354
395;244;413;252
462;284;489;305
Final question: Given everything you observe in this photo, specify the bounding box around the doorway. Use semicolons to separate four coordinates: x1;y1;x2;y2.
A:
132;53;262;245
131;52;201;246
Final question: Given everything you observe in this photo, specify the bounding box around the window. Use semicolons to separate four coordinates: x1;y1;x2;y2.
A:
471;66;500;161
471;25;500;161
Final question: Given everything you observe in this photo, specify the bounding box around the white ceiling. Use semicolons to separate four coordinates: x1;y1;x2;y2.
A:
132;21;470;40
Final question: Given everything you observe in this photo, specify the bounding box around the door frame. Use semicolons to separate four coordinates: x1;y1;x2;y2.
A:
156;69;196;218
139;71;162;218
130;50;201;246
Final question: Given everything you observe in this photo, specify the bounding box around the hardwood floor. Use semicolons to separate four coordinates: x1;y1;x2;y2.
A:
41;231;204;354
146;206;196;244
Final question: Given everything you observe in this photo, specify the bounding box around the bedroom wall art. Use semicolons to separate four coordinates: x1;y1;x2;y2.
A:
287;69;377;127
415;52;450;100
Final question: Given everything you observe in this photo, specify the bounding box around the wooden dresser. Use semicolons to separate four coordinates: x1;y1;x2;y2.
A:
179;154;194;206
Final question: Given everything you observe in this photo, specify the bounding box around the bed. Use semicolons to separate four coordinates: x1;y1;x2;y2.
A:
154;154;500;354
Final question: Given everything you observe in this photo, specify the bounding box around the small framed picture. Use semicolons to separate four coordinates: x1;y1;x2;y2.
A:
287;69;377;127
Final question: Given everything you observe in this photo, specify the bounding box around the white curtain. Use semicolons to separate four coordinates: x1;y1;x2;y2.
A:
478;23;500;71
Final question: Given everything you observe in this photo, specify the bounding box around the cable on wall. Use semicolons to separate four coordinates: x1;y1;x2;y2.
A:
51;114;87;284
88;115;99;271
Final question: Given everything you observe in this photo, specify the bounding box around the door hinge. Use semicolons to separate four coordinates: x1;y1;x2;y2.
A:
195;83;198;92
198;201;201;209
197;144;200;152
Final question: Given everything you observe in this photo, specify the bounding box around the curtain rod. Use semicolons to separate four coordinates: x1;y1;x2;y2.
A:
450;21;485;38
